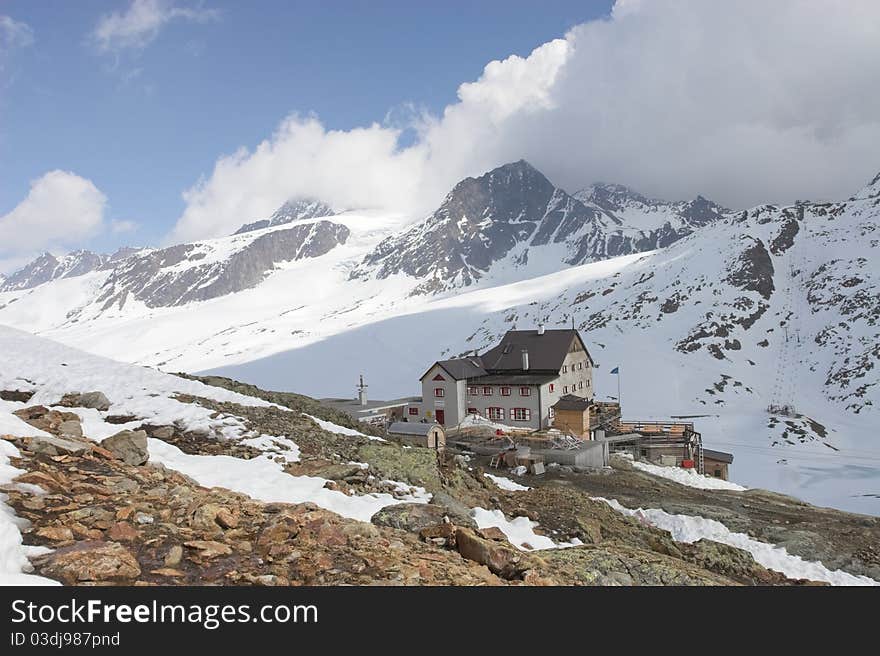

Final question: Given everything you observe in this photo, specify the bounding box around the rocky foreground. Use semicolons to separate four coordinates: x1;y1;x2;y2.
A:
2;379;877;586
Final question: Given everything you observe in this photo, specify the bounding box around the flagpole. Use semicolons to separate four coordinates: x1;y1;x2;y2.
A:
618;370;621;410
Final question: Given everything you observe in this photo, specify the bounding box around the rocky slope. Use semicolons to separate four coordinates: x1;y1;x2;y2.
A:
3;357;876;587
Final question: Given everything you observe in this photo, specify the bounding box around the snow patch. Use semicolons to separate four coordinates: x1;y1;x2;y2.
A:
484;473;530;491
303;414;383;440
623;454;747;491
471;507;582;551
147;438;429;523
595;497;878;586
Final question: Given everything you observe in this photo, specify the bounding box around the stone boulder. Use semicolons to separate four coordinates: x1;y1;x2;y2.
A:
454;527;543;580
59;391;112;412
13;405;83;437
35;541;141;584
20;434;92;457
428;491;478;528
100;430;149;466
371;503;451;533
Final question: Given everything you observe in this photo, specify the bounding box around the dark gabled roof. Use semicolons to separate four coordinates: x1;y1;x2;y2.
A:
420;357;487;381
388;422;441;436
467;373;557;385
552;394;592;411
479;329;592;373
702;449;734;464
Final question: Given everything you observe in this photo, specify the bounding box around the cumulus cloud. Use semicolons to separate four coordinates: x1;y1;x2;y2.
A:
0;171;107;258
170;0;880;242
91;0;218;53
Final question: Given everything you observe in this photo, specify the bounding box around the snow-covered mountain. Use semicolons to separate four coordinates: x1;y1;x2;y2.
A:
576;182;727;248
96;219;350;309
352;160;726;293
233;198;337;235
0;162;878;513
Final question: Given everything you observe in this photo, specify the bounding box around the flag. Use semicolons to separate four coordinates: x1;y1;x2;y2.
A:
610;367;619;374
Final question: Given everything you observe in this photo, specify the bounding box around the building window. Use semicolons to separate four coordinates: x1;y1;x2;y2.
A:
562;365;568;373
434;388;444;398
432;373;446;381
549;383;555;393
483;386;493;396
578;362;583;370
579;381;583;390
549;407;555;420
501;386;511;396
487;407;504;421
512;408;531;421
563;386;569;394
408;407;418;416
520;387;531;396
468;386;478;396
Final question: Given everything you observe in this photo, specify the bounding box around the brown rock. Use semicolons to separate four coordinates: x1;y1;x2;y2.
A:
150;568;186;577
164;545;184;567
14;471;64;493
215;508;239;529
477;526;509;542
107;522;140;542
116;506;136;520
37;541;141;584
184;540;233;558
455;527;540;580
35;526;74;542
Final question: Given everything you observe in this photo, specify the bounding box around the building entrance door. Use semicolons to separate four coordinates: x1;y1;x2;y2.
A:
436;409;445;425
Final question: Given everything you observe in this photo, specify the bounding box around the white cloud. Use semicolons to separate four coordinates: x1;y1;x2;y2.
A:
170;0;880;242
91;0;218;53
1;15;34;74
110;219;139;234
0;171;107;256
0;15;34;50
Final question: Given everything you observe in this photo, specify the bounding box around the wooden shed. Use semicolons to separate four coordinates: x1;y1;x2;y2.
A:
551;394;592;437
387;422;446;450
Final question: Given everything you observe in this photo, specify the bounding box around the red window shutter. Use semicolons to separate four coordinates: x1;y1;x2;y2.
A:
550;384;555;392
434;388;444;397
408;407;418;416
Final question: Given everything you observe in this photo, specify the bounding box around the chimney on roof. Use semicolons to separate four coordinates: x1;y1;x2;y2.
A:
521;348;530;371
538;323;545;335
357;374;368;406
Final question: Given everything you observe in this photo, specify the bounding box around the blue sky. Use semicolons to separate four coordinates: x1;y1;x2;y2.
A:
1;0;613;256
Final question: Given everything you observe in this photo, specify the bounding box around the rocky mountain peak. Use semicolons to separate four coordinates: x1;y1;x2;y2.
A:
0;250;108;293
853;170;880;200
580;182;655;211
233;198;337;235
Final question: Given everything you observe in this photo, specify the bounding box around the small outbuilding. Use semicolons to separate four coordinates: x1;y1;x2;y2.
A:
387;422;446;450
702;449;734;481
551;394;592;437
